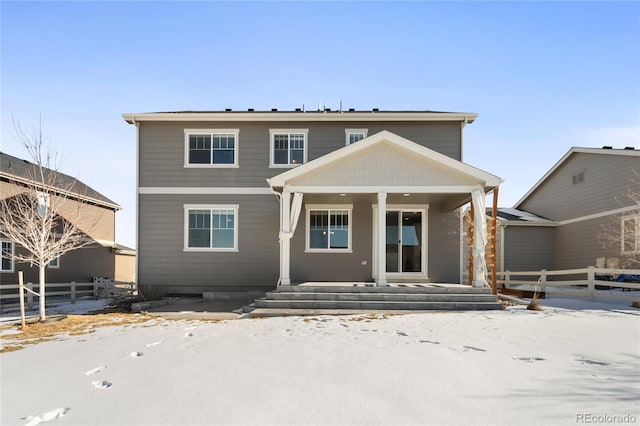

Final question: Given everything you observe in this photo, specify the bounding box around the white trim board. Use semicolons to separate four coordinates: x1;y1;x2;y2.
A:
139;187;273;195
557;205;640;226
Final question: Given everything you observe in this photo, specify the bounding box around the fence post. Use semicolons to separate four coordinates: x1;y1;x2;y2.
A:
587;266;595;301
18;271;26;329
71;282;76;303
505;271;510;289
93;282;99;298
541;269;547;294
26;282;34;310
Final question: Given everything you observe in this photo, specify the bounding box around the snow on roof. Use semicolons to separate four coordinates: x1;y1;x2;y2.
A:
491;207;556;225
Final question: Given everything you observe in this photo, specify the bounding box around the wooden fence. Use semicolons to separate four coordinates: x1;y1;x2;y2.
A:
0;279;137;312
497;267;640;304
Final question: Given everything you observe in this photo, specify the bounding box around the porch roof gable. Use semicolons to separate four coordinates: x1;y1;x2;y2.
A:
267;130;502;190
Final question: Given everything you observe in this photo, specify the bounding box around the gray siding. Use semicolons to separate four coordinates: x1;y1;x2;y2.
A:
137;194;279;299
290;202;373;282
554;217;617;270
138;121;462;188
519;153;638;221
503;226;555;272
428;207;462;283
290;201;460;283
1;244;116;285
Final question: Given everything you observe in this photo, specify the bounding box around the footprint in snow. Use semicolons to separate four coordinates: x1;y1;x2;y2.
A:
462;346;486;352
396;331;408;337
146;341;163;347
91;380;112;389
575;357;610;366
419;340;441;345
22;407;70;426
339;323;349;328
129;351;144;358
513;357;546;362
85;366;106;376
185;332;193;337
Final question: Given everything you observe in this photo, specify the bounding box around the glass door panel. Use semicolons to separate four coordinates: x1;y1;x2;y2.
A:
385;211;399;273
401;212;422;273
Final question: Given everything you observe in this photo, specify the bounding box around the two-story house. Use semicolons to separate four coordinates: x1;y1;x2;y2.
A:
123;109;502;300
489;147;639;274
0;152;136;285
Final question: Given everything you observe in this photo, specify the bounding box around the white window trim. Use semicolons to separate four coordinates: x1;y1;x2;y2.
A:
183;204;239;252
1;240;15;273
305;204;353;253
621;215;640;254
184;129;239;168
269;128;309;168
371;204;429;280
345;128;368;145
48;255;61;269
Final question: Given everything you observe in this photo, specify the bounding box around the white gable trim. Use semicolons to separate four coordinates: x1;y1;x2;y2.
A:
268;130;502;189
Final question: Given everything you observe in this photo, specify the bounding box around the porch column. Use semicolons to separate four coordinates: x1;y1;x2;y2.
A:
376;192;387;286
280;191;291;286
471;188;488;288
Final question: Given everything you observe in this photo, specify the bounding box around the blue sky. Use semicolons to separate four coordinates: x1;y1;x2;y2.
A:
2;1;639;248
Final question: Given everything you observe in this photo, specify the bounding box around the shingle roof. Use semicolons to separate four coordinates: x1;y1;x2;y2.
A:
0;151;120;210
487;207;555;224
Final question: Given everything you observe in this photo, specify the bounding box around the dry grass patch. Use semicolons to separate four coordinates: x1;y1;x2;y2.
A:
0;313;152;353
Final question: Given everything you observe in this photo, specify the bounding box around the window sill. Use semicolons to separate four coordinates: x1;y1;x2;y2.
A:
184;164;239;169
304;249;353;254
269;164;302;169
184;248;239;253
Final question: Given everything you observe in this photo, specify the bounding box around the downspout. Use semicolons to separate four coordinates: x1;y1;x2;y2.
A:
268;182;283;286
134;119;140;290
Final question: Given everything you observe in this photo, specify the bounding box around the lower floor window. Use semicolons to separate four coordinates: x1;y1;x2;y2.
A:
307;207;351;251
184;205;238;251
622;215;640;253
1;240;14;272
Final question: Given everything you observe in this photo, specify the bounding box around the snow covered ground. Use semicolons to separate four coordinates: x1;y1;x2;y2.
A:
1;298;639;426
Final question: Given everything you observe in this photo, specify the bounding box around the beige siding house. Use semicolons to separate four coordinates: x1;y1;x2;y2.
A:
492;147;639;273
124;109;502;300
0;152;135;284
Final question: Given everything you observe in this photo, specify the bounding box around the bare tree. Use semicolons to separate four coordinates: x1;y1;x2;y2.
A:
599;170;640;269
0;118;96;320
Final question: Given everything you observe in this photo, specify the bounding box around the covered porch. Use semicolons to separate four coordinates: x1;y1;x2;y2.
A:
267;131;502;291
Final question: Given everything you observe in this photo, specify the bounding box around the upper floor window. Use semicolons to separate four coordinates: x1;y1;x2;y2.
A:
622;215;639;254
184;204;238;252
270;129;308;168
1;240;14;273
184;129;239;168
345;129;368;145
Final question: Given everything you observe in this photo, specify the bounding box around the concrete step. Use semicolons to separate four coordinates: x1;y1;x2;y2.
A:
278;285;492;294
253;299;503;311
265;291;496;303
246;304;503;318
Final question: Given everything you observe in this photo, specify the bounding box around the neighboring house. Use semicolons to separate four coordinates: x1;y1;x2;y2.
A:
491;147;639;273
123;109;502;300
0;152;135;284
